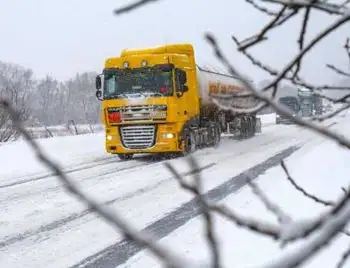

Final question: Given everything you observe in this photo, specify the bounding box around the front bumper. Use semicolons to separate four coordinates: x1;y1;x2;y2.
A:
105;124;181;154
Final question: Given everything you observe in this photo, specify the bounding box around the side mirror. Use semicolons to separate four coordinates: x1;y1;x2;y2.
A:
95;75;102;90
95;90;103;101
175;69;188;97
177;69;187;84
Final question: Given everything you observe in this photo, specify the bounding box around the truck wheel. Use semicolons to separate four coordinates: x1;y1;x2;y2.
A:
117;154;133;161
182;132;196;156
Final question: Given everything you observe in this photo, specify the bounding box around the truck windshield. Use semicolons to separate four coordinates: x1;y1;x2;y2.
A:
103;70;173;99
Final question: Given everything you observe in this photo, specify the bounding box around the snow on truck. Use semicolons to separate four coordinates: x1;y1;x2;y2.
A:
94;43;262;160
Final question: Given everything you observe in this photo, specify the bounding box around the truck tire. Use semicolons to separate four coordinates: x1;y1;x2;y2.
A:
117;154;133;161
181;132;196;156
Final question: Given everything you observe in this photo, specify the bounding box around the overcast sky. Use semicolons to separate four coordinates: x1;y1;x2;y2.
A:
1;0;349;87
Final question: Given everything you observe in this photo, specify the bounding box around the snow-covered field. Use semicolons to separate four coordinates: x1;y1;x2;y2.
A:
0;113;348;268
25;124;103;139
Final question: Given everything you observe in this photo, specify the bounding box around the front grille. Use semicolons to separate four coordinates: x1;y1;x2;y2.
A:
120;125;156;149
121;105;167;122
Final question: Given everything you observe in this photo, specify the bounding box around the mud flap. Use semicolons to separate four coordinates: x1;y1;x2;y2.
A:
255;118;262;133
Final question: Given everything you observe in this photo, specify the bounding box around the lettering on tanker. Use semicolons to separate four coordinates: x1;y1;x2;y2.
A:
209;81;245;95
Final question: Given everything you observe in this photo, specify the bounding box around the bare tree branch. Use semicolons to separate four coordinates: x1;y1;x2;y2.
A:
261;0;349;15
293;3;312;78
114;0;160;15
311;103;350;122
233;6;298;51
336;244;350;268
280;160;334;206
261;12;350;94
164;158;220;268
164;161;282;240
245;0;282;16
248;178;292;224
326;64;350;77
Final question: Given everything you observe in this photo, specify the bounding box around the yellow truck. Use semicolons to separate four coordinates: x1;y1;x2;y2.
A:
95;43;261;160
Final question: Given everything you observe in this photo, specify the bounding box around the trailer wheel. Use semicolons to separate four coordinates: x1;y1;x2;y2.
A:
240;118;247;139
217;111;226;133
117;154;133;161
252;117;256;136
213;124;221;147
248;117;254;137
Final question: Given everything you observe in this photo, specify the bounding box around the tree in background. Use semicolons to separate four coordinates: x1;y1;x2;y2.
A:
0;61;35;142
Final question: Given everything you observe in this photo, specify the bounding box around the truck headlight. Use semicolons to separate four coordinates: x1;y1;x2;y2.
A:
106;135;113;140
162;133;174;139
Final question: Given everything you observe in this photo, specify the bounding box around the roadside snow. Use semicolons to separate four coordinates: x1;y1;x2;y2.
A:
0;122;315;268
0;113;275;181
0;132;107;180
120;119;350;268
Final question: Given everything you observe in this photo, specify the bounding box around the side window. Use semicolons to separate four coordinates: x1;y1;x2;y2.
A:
106;76;116;94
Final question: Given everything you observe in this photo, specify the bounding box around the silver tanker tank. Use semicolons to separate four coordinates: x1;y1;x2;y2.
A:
196;65;260;114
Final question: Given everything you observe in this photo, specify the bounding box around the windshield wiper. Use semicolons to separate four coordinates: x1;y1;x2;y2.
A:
104;93;128;99
142;91;165;97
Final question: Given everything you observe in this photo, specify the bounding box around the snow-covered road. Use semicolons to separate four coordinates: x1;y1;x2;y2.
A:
0;117;341;268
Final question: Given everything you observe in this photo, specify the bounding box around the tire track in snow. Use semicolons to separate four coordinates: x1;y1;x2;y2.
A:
0;156;124;189
0;163;216;248
0;154;174;204
72;145;300;268
0;126;309;249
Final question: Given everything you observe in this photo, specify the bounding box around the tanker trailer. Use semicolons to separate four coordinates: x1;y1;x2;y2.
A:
196;65;262;139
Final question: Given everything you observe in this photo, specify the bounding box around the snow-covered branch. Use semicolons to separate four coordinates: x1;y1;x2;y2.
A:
248;178;292;224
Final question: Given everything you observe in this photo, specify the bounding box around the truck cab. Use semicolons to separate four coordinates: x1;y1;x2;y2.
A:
94;44;204;160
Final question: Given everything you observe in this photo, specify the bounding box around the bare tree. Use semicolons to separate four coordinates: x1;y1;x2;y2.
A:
0;61;34;142
60;72;101;129
3;1;350;268
32;75;60;125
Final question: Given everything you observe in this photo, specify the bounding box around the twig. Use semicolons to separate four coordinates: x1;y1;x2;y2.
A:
261;0;349;15
164;158;221;268
311;103;350;122
280;160;334;206
232;36;350;98
281;160;350;237
326;64;350;77
164;161;282;240
234;8;298;51
336;244;350;268
261;12;350;94
247;178;292;224
293;3;312;78
245;0;281;16
114;0;159;15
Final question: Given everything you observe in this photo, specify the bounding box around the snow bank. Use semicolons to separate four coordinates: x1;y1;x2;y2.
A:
0;132;107;180
25;124;104;139
120;120;350;268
